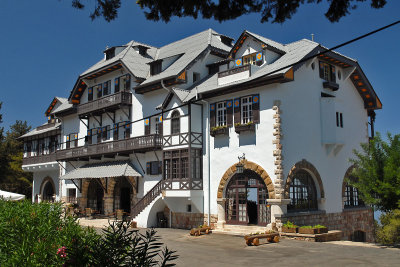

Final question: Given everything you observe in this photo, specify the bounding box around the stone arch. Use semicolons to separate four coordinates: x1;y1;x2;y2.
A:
284;159;325;199
40;176;55;197
217;160;275;199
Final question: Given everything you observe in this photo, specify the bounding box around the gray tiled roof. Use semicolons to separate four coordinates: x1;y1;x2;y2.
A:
81;41;158;79
182;39;319;100
60;161;142;180
137;29;232;87
19;122;61;139
244;31;287;54
51;97;73;115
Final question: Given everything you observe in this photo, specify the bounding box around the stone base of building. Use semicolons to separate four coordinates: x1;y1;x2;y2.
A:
169;212;218;229
276;207;374;242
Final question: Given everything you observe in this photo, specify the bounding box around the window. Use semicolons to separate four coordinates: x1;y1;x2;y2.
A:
95;84;103;98
163;149;189;180
319;61;336;83
191;149;202;180
67;188;77;203
344;183;364;208
113;123;119;141
216;102;227;126
193;72;200;83
150;61;162;76
124;122;131;139
336;112;343;128
155;116;163;135
87;129;93;145
69;133;78;148
88;87;93;101
102;125;110;141
288;170;318;212
103;80;110;96
241;96;253;124
146;161;162;175
121;74;131;91
171;111;180;134
242;51;263;66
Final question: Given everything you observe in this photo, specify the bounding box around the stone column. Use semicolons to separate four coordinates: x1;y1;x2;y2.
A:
267;198;291;229
216;198;226;229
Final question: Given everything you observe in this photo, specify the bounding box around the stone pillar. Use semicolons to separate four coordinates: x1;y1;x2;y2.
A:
104;196;114;215
267;198;291;229
318;197;326;211
216;198;226;229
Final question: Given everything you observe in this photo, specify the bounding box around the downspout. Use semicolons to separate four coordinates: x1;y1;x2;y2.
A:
198;89;211;226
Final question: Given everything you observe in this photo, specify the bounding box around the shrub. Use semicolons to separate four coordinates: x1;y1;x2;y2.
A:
0;200;99;266
283;221;297;228
313;224;327;229
300;225;313;229
376;209;400;245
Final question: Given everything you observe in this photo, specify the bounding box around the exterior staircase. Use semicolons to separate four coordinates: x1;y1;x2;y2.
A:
131;179;165;218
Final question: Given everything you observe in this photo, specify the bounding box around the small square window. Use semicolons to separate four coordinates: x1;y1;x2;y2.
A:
193;72;200;83
187;204;192;213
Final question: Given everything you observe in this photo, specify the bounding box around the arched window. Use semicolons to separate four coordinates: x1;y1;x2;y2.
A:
344;182;364;208
288;170;318;212
171;111;180;134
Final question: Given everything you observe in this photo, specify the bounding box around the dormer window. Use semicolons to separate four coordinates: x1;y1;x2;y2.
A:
104;47;115;60
234;51;263;67
319;61;336;83
150;61;162;76
193;72;200;83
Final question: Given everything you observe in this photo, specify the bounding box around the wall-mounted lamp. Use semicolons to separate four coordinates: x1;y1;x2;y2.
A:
236;153;246;174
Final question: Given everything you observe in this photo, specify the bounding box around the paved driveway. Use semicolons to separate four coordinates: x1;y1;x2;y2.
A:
149;228;399;267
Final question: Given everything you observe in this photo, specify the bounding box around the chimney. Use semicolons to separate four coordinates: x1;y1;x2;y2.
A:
311;34;314;42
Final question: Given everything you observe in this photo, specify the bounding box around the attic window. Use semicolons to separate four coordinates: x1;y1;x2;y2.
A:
193;72;200;83
150;61;162;76
138;45;148;56
220;36;233;47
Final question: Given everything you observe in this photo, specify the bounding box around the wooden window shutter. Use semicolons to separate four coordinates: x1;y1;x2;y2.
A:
210;103;216;129
87;129;92;145
234;98;241;125
114;78;120;93
88;87;93;101
226;100;233;127
319;61;324;79
252;95;260;123
145;118;150;135
146;162;151;175
330;65;336;83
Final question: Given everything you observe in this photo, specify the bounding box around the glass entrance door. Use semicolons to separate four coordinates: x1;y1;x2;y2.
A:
225;170;269;226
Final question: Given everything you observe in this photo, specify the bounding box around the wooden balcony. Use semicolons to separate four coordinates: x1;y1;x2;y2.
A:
56;134;162;161
77;91;132;116
22;153;57;166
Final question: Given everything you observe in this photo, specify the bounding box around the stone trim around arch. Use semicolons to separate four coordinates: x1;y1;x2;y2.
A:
217;160;275;199
284;159;325;199
40;176;56;196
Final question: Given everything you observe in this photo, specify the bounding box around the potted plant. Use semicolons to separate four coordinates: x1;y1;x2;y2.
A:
234;121;255;133
282;221;298;233
210;125;228;137
298;225;318;234
314;224;328;234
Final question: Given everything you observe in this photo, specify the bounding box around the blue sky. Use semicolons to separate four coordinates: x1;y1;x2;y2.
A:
0;0;399;136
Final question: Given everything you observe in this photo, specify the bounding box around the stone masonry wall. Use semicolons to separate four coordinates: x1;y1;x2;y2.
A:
277;208;375;242
170;212;218;229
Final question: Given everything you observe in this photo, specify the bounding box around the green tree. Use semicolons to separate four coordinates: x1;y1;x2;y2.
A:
350;132;400;212
70;0;387;23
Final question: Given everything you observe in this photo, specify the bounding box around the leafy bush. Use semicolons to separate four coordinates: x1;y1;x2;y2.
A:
283;221;297;228
0;200;178;266
313;224;327;229
376;209;400;245
0;199;99;266
300;225;313;229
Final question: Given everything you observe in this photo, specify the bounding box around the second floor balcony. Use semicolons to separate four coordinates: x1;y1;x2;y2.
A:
77;91;132;117
22;153;57;165
56;134;162;161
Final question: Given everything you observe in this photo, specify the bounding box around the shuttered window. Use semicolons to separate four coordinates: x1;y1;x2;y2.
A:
241;96;253;124
216;101;227;126
146;161;162;175
171;111;180;134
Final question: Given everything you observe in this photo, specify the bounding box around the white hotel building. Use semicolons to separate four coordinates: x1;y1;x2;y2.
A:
20;29;381;242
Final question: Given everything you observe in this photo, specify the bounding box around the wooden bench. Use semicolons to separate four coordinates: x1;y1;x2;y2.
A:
244;232;280;246
190;226;212;236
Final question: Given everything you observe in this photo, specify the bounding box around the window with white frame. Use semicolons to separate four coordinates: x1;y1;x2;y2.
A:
216;102;227;126
241;96;253;124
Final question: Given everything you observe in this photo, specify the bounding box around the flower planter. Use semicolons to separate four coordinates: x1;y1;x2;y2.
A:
298;228;318;234
316;227;328;234
282;226;298;233
210;127;228;137
235;123;255;134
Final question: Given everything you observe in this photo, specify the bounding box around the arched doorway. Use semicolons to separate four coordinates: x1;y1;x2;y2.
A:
225;170;269;226
87;180;104;214
42;181;55;202
113;177;133;214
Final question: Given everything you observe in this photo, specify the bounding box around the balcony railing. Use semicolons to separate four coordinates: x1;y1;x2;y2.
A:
56;134;162;161
22;153;57;165
77;91;132;116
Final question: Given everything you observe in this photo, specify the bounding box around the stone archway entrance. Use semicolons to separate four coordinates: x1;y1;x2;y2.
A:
113;177;133;214
40;177;55;202
225;170;269;226
216;160;275;228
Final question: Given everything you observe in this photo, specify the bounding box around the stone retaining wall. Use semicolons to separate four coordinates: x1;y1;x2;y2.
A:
170;212;218;229
277;208;375;242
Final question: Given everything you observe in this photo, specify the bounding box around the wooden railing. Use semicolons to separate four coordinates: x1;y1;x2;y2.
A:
131;180;165;218
22;153;57;165
218;64;250;78
56;134;162;161
77;91;132;116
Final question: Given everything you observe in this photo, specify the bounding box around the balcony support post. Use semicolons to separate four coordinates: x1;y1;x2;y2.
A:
79;118;88;128
71;179;82;193
133;152;145;174
105;111;115;123
92;114;102;126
